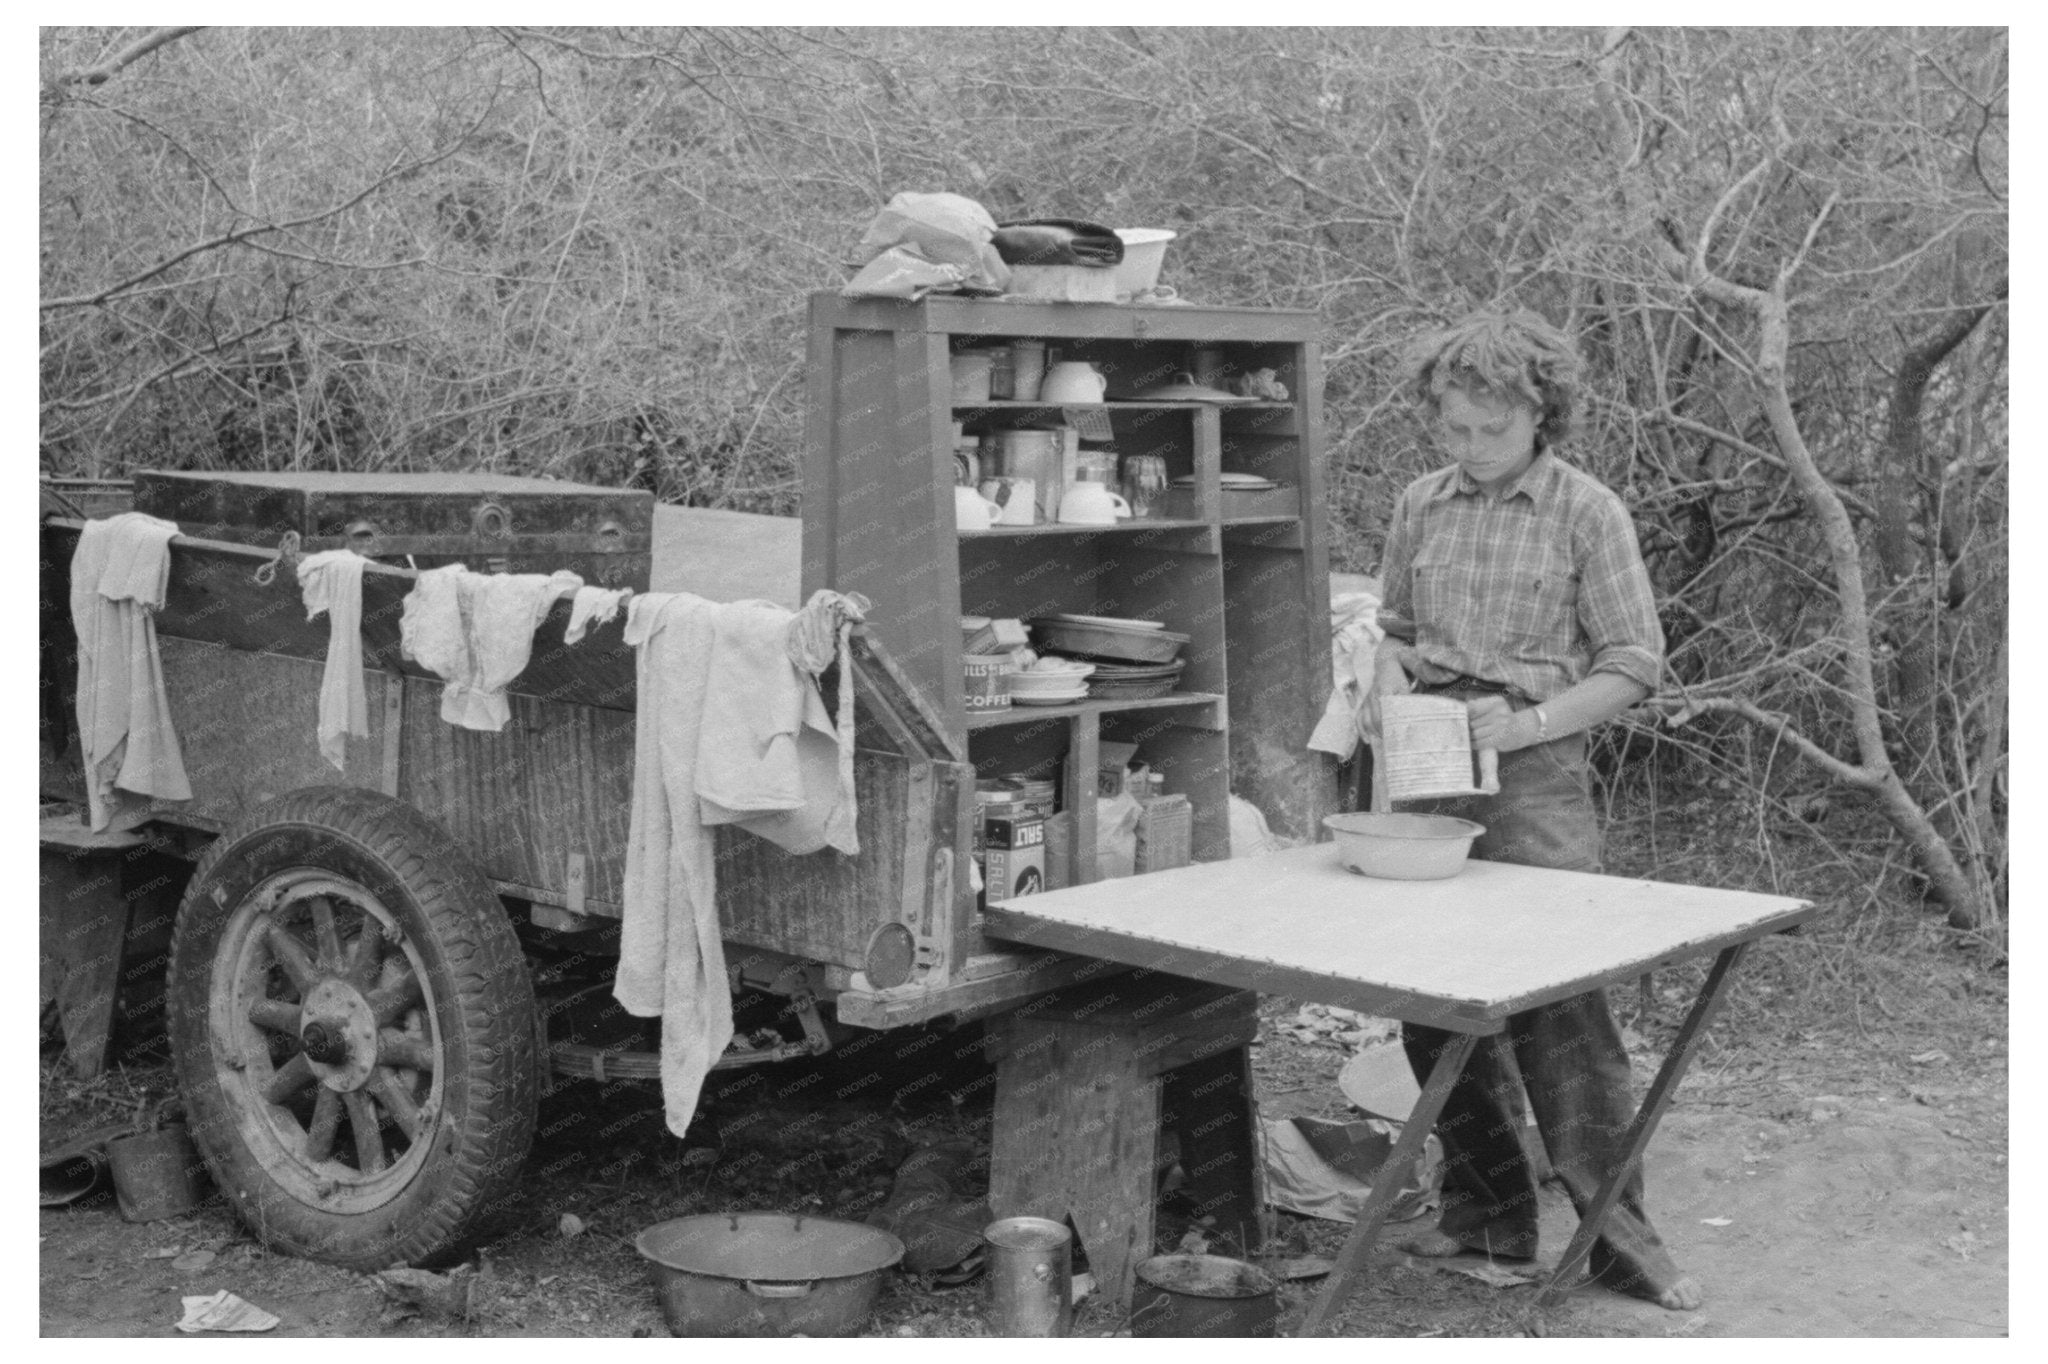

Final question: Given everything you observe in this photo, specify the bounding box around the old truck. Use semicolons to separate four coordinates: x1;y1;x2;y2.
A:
38;293;1335;1272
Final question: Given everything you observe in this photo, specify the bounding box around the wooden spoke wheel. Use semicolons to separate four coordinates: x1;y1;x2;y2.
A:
169;787;537;1269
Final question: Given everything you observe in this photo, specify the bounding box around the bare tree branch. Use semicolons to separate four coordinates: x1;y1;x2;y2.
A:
42;95;493;313
1649;694;1872;786
48;26;203;93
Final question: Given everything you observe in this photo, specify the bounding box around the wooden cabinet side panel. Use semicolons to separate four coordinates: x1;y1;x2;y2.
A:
808;325;960;717
1223;537;1334;844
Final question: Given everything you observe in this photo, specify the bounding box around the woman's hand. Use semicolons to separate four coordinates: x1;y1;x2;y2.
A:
1464;695;1539;753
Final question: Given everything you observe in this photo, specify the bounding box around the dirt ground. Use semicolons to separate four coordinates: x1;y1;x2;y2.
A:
41;945;2008;1339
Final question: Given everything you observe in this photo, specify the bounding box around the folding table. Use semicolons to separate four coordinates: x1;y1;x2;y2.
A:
983;841;1815;1334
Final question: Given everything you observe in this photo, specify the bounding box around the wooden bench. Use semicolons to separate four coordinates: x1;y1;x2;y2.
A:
986;973;1261;1309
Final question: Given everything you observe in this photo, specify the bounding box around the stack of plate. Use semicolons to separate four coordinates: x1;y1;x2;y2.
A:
1026;613;1193;700
1030;613;1188;665
1084;658;1187;700
1171;471;1283;492
1009;659;1096;707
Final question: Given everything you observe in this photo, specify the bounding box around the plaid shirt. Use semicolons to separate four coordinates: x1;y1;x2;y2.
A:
1376;451;1662;702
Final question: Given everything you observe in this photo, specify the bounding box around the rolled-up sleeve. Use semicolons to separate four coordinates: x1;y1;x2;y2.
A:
1376;485;1419;643
1576;494;1663;693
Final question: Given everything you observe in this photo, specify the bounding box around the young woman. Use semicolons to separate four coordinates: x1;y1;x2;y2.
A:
1369;309;1700;1311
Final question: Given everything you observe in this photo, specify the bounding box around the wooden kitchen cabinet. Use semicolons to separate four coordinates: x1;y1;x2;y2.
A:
801;292;1333;906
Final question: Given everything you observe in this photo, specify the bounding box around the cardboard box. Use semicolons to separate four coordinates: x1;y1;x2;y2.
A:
1098;741;1142;799
1135;793;1193;874
983;813;1046;903
1042;810;1075;891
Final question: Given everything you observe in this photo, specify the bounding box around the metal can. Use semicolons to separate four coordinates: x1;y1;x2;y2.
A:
984;1216;1072;1337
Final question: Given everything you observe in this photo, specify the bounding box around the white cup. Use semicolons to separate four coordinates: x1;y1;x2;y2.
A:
980;477;1038;525
954;484;1002;531
1057;482;1132;525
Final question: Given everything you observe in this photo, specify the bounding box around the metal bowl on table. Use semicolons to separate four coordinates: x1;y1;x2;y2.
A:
1323;812;1486;881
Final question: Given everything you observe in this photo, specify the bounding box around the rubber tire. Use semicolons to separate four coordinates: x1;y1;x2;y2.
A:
167;786;538;1269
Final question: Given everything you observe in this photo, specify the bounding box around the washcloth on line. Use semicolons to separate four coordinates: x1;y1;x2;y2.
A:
695;591;866;856
613;589;867;1137
564;584;632;644
69;513;191;832
754;588;869;855
297;550;370;770
398;565;583;731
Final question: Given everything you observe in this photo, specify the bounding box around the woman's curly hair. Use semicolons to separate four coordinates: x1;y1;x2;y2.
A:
1400;309;1583;449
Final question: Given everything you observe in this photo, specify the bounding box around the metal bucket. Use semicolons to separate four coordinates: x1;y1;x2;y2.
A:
983;1216;1071;1337
105;1123;208;1222
1130;1255;1278;1337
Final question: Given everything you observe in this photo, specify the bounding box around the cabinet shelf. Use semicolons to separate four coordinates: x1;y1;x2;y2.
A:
965;692;1225;731
805;290;1330;923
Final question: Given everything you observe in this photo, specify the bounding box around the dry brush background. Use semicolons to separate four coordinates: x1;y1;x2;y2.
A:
38;25;2007;933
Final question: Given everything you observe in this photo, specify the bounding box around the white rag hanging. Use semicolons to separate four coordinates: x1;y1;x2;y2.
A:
398;565;583;730
614;589;866;1137
700;589;868;855
296;549;370;770
69;512;191;832
564;584;632;644
1308;590;1386;760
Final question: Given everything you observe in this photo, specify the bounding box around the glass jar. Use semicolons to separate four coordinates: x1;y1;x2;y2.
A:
1121;454;1169;519
1074;448;1119;484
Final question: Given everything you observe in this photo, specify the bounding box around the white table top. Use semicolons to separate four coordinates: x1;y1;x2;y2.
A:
983;843;1814;1033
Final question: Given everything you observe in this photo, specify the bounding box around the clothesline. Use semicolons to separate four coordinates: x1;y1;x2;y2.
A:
67;509;870;1141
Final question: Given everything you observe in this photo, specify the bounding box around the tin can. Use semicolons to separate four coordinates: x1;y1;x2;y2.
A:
1010;340;1047;402
951;351;994;403
974;782;1024;857
963;655;1014;712
984;1216;1072;1337
1012;778;1058;821
107;1124;209;1222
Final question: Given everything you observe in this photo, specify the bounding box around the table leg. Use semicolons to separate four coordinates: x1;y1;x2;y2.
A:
1297;1028;1480;1337
1534;941;1751;1308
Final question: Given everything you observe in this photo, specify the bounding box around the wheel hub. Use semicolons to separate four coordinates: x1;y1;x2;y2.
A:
298;978;379;1092
299;1020;345;1064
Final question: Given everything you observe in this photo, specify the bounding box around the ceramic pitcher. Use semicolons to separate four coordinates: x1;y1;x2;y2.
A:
1041;361;1107;404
